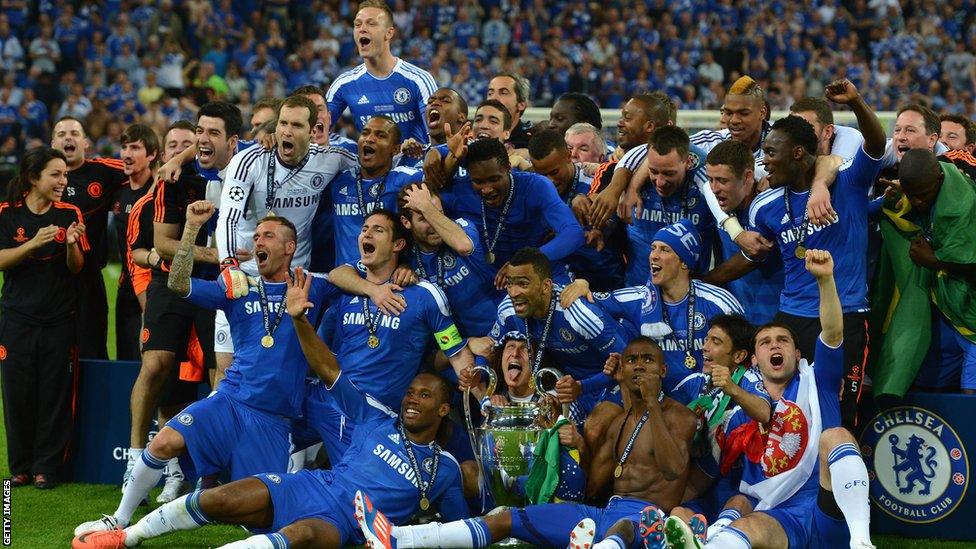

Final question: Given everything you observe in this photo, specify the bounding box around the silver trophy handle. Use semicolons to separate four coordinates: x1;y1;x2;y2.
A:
534;367;571;419
463;364;497;506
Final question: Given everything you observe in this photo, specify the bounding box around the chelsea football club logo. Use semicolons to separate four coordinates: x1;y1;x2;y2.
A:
442;252;456;269
394;87;411;105
559;328;575;342
860;406;968;524
692;312;706;331
369;184;380;197
178;413;193;426
311;174;325;191
266;474;281;484
423;457;435;473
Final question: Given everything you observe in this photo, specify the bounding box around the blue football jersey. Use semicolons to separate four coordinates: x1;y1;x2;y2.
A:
315;374;468;527
717;204;784;325
330;165;423;268
489;289;627;381
408;217;503;337
557;165;627;291
438;170;584;280
623;150;717;285
596;281;744;393
322;281;466;409
186;273;336;417
747;147;881;317
326;59;437;144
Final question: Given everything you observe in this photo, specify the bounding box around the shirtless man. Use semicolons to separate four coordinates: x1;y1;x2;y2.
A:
356;336;698;549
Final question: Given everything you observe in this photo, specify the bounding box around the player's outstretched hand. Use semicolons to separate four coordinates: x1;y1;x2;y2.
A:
617;189;643;224
493;262;511;290
368;282;406;316
825;79;860;105
560;278;593;309
804;249;834;279
65;222;86;245
185;200;215;227
286;267;314;318
446;121;471;160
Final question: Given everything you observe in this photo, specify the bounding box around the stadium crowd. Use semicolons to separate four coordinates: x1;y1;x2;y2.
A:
0;1;973;549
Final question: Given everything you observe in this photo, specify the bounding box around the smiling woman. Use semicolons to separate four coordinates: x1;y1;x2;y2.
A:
0;147;90;489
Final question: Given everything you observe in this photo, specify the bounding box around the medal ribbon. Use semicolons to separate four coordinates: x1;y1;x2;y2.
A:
783;189;811;253
661;282;697;365
481;173;516;261
529;292;558;376
361;296;382;341
356;169;389;219
413;245;445;287
399;422;440;508
266;147;311;211
257;279;288;340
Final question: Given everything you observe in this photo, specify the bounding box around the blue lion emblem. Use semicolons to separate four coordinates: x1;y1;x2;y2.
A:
890;433;938;496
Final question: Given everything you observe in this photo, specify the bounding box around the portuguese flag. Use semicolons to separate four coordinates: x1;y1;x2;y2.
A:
870;161;976;397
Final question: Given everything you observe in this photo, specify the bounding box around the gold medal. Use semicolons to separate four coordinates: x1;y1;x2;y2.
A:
419;497;430;511
614;464;623;478
487;251;495;264
367;335;380;348
261;335;274;348
684;353;696;369
794;245;806;259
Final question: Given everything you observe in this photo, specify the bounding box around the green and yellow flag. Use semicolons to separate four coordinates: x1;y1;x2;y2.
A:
869;162;976;397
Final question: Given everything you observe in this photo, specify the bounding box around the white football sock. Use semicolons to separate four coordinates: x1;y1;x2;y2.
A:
114;449;167;523
125;493;208;546
706;508;741;541
593;534;625;549
706;527;751;548
216;533;287;548
827;443;871;547
392;518;488;548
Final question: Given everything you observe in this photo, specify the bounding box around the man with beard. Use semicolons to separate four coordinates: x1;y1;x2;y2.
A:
51;116;128;359
487;72;533;149
399;87;469;163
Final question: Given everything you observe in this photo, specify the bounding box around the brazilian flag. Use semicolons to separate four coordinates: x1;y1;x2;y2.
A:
869;162;976;397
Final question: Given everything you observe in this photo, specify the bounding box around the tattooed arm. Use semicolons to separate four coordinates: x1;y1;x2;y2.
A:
167;201;216;297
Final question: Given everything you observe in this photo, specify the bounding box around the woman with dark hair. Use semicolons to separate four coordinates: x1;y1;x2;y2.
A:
0;147;89;489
